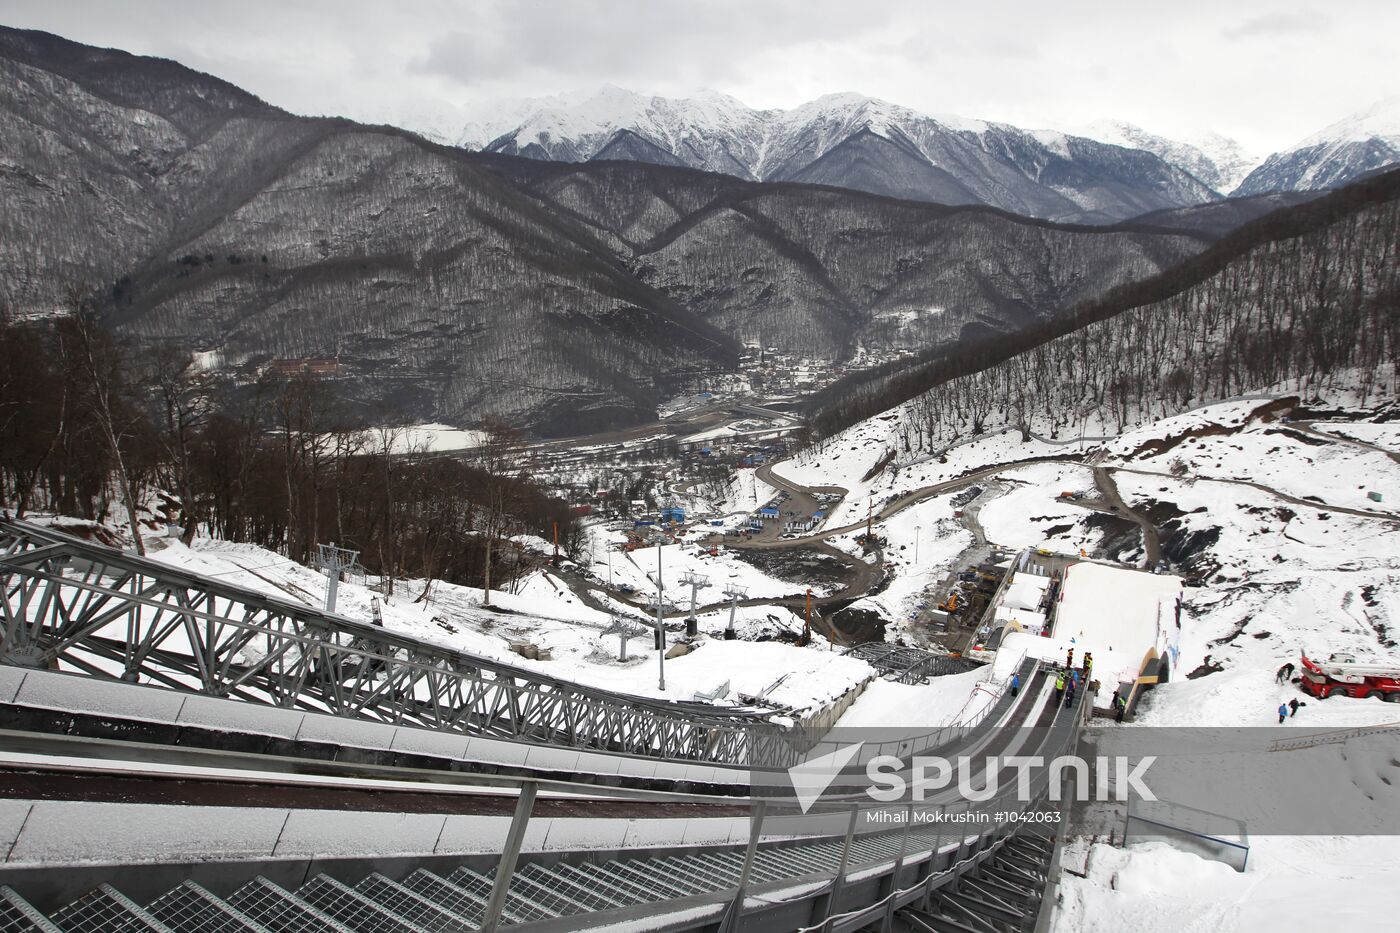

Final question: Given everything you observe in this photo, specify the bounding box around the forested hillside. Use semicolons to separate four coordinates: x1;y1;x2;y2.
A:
0;26;1229;433
816;168;1400;453
0;308;573;594
487;157;1208;359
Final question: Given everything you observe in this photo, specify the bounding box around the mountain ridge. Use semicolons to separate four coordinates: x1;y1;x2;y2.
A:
0;25;1326;437
477;86;1220;224
1235;97;1400;196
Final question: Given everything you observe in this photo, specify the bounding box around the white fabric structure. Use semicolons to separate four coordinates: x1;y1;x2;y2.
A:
1003;575;1051;612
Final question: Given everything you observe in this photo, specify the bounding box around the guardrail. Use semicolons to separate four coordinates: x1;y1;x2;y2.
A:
0;687;1085;931
754;654;1038;773
1124;797;1249;872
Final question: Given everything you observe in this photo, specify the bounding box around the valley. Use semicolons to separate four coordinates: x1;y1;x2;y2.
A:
1;15;1398;933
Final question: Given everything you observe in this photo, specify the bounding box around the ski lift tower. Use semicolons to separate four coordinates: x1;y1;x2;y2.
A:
313;542;360;613
602;616;646;661
679;571;710;638
722;583;748;640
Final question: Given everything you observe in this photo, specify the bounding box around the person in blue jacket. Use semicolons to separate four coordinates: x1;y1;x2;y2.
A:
1010;673;1021;698
1277;703;1288;724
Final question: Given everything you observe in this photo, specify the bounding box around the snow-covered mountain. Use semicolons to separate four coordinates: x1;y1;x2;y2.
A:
1067;119;1258;194
1234;97;1400;196
470;87;1220;224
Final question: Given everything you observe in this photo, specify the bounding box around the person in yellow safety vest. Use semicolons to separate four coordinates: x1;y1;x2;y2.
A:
1054;671;1066;705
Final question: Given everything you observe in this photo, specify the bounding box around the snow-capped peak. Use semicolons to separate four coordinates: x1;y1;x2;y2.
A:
1062;118;1258;193
1294;96;1400;149
459;85;1225;219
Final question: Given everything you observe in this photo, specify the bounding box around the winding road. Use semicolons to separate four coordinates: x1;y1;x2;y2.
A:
554;413;1398;641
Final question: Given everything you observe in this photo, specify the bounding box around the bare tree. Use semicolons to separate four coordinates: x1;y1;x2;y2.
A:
64;293;146;554
144;342;213;544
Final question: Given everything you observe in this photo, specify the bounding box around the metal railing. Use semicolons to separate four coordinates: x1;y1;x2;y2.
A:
2;698;1083;931
753;654;1038;773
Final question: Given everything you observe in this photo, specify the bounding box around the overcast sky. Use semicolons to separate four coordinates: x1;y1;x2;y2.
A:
3;0;1396;153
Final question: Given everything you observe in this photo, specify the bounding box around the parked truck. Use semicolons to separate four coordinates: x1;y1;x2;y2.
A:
1299;653;1400;701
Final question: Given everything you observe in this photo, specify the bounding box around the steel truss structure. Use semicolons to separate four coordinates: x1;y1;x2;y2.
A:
0;520;771;763
844;643;982;684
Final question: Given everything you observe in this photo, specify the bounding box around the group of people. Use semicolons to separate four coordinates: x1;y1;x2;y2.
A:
1275;662;1305;723
1009;647;1100;714
1054;668;1080;708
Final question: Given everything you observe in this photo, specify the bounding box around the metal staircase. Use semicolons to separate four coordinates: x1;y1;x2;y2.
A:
0;813;1058;932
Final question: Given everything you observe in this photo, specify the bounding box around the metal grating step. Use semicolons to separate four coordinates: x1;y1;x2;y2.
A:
669;851;739;885
297;875;430;933
50;883;176;933
0;887;63;933
664;853;738;889
499;868;599;920
440;866;553;927
735;856;799;885
599;858;709;899
354;874;472;933
227;877;356;933
146;880;272;933
529;863;650;911
582;860;699;901
753;844;827;877
399;870;488;926
517;864;628;913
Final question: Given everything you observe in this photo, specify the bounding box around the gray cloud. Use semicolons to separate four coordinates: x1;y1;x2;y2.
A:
0;0;1394;154
412;0;883;89
1222;12;1331;40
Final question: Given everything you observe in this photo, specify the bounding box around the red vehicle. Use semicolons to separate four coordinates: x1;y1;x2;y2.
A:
1299;653;1400;701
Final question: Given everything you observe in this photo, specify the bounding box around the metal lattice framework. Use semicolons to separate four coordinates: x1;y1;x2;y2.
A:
843;643;982;684
0;520;773;763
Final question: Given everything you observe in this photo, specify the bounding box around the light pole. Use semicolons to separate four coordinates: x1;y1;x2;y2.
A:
913;525;921;565
655;544;666;692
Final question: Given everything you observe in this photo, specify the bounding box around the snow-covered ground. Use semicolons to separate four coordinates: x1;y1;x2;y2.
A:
336;423;488;454
136;535;868;717
716;467;780;517
1047;403;1400;929
1102;413;1400;512
582;531;832;604
829;492;971;627
774;423;1102;530
976;463;1102;554
764;387;1400;928
1311;420;1400;449
1057;836;1400;933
